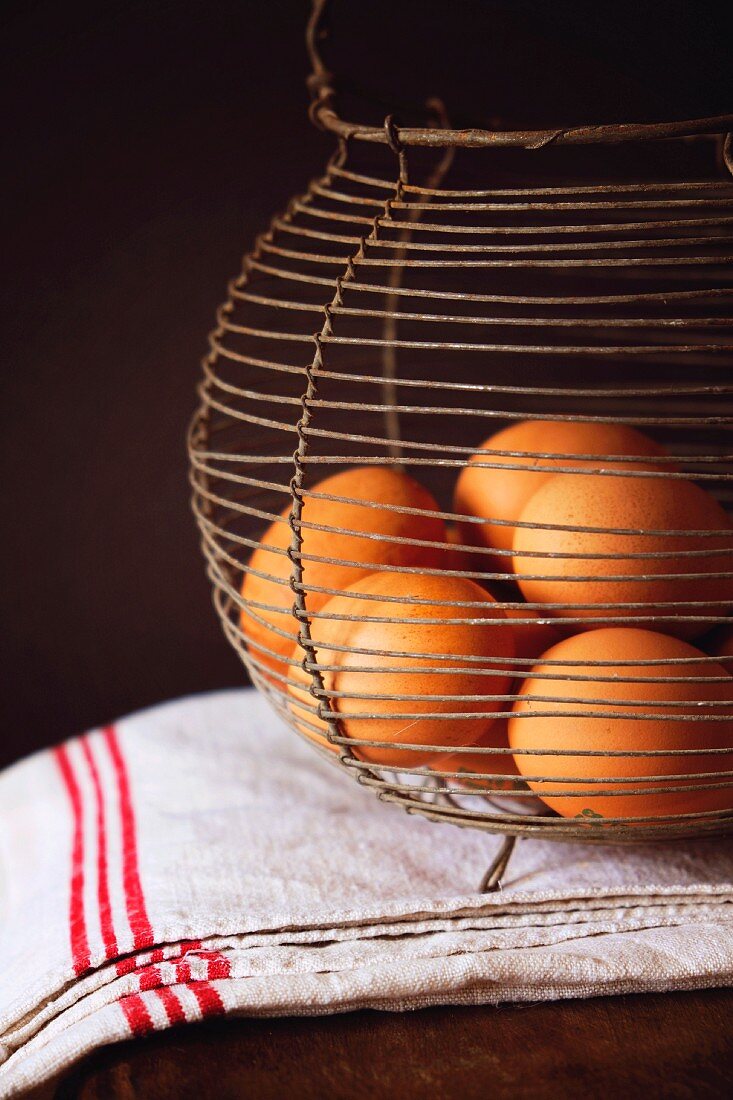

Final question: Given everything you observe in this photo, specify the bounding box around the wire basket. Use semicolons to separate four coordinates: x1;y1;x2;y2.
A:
189;2;733;871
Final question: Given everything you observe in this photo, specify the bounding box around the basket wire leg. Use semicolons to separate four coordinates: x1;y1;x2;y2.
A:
479;835;518;893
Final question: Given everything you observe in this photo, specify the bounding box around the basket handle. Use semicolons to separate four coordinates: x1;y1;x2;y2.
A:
304;0;733;150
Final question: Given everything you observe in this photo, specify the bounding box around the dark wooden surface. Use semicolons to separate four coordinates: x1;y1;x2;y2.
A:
47;989;733;1100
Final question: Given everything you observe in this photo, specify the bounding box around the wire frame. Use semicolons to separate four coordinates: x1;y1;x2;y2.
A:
189;69;733;845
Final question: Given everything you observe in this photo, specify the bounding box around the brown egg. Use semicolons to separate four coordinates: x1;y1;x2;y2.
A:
512;472;733;640
508;628;733;821
454;420;667;555
240;466;447;679
435;719;524;794
285;571;515;768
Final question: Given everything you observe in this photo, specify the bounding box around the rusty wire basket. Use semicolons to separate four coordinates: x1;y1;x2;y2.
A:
189;1;733;877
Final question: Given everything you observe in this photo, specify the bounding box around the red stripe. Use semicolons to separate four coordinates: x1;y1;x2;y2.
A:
130;950;229;993
177;939;202;954
80;737;118;961
174;960;192;983
114;939;204;977
206;957;231;980
149;939;202;965
115;955;138;976
54;745;91;975
155;986;187;1026
189;981;225;1018
138;965;163;992
103;724;154;950
196;951;232;980
119;993;155;1037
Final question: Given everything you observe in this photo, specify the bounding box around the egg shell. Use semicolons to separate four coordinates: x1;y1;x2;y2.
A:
508;627;733;821
240;466;447;678
512;472;733;640
286;581;552;756
454;420;667;555
285;571;515;768
435;719;524;793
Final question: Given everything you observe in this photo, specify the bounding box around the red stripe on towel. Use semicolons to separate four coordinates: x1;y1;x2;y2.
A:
103;724;154;950
196;951;232;980
131;948;229;995
178;939;203;953
54;745;91;976
149;940;201;964
80;737;118;961
115;955;138;976
138;965;163;992
174;960;192;983
115;939;203;977
155;986;187;1027
189;981;225;1018
119;993;155;1037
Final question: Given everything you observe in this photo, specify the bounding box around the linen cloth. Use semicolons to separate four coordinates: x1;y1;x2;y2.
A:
1;689;732;1096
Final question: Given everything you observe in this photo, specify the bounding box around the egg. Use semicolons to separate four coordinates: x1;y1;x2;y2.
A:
508;627;733;821
434;719;524;793
240;466;447;678
285;571;515;768
454;420;667;555
512;472;733;639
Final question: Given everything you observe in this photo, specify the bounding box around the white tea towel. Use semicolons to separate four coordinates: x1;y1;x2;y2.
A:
1;688;732;1096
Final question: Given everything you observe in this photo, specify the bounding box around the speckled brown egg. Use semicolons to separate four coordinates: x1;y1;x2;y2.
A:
454;420;667;555
286;571;515;768
512;472;733;639
508;627;733;821
240;466;447;679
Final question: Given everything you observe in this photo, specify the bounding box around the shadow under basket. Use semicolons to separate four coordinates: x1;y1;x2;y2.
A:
188;8;733;882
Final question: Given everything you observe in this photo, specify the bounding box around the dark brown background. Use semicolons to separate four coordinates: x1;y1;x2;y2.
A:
2;0;731;769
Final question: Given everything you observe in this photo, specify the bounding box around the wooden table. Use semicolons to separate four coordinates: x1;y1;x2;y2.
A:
46;989;732;1099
